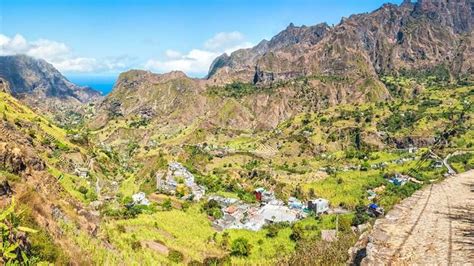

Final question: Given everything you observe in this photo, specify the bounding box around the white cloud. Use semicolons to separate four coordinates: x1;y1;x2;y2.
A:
164;49;182;59
27;39;69;60
0;32;254;76
53;57;98;72
0;33;129;74
145;49;218;74
222;42;254;55
145;31;253;75
204;31;245;51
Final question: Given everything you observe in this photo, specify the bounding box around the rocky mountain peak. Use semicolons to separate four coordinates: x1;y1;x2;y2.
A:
268;22;330;49
116;69;190;87
207;0;473;85
414;0;473;33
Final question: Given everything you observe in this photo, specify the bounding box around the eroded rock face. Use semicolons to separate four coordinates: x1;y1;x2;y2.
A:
207;23;331;84
415;0;474;33
0;78;11;94
208;0;473;85
0;142;45;174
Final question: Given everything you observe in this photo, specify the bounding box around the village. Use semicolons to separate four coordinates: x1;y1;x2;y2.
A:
208;190;330;231
119;149;453;234
126;161;429;232
124;161;334;230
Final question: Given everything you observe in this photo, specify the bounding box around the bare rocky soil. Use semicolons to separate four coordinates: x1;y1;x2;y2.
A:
360;170;474;265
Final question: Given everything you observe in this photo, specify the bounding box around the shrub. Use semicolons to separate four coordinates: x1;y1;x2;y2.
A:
203;255;230;265
230;238;251;257
130;240;141;251
168;249;184;263
281;234;357;265
201;199;223;219
116;224;126;233
351;204;369;226
161;198;172;211
290;224;304;241
0;198;39;264
78;186;88;195
265;224;279;238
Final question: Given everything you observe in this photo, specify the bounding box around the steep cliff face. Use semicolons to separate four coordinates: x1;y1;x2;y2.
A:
208;0;473;85
0;55;102;113
208;23;331;84
415;0;474;33
90;70;298;131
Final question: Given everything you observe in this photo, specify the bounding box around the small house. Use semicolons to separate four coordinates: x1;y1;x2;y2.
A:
288;197;304;209
74;168;89;178
367;203;384;217
432;161;444;168
132;192;150;206
307;198;329;214
254;188;265;202
225;205;238;215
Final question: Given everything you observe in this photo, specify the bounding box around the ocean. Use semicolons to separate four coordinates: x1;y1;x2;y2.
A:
67;75;117;95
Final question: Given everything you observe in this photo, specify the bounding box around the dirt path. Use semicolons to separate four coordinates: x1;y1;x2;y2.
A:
362;170;474;265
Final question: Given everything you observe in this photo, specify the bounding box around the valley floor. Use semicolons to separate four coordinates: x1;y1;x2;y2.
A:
362;170;474;265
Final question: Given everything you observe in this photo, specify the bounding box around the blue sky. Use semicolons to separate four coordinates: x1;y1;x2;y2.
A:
1;0;402;79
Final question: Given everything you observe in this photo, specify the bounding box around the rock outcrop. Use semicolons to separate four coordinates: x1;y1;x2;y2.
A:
0;142;45;174
0;78;11;93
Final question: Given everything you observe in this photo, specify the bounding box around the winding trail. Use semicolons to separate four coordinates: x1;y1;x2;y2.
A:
362;170;474;265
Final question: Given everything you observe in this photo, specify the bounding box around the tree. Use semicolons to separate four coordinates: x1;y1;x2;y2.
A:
292;184;304;199
230;237;251;257
265;224;279;238
351;204;369;226
290;225;304;241
202;199;223;219
354;128;361;150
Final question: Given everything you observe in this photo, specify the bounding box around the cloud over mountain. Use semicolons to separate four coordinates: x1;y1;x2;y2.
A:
0;34;130;74
144;31;253;76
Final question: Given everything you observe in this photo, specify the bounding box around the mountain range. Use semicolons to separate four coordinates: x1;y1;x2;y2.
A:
1;1;472;132
87;0;473;135
0;1;473;264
